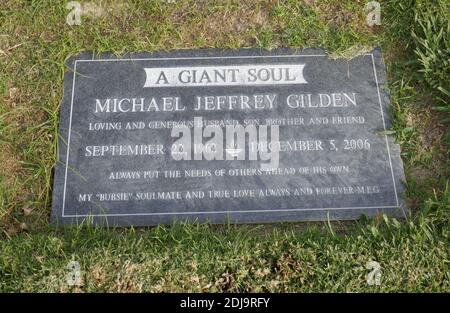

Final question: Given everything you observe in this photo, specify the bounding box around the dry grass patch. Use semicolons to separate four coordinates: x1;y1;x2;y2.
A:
172;0;272;47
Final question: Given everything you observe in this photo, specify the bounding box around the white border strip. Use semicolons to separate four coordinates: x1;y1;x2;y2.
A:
61;61;77;218
371;54;399;206
61;53;399;218
63;205;400;217
74;54;328;62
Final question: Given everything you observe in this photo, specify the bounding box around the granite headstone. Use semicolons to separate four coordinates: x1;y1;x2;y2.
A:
51;48;406;226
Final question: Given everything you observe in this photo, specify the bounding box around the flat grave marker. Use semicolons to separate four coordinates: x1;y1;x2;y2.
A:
51;48;406;226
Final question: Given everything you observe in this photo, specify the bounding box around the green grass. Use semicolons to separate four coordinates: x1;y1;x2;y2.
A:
412;0;449;121
0;0;449;292
1;187;449;292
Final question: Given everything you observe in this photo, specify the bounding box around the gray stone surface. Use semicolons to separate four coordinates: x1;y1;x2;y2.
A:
51;48;406;226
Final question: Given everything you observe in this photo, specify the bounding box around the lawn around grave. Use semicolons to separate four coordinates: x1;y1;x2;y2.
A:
0;0;449;292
